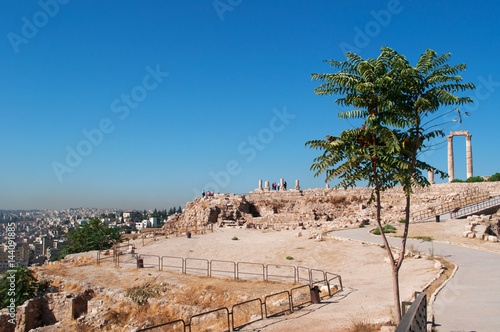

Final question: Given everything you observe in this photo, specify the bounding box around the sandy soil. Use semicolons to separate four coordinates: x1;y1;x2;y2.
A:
36;227;440;331
389;219;500;254
129;227;438;331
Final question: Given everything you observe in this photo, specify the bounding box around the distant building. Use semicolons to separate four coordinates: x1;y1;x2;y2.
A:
135;221;148;230
123;210;137;219
0;243;29;271
148;217;158;228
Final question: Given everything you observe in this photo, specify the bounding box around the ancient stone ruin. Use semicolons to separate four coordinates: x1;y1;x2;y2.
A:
447;130;473;182
163;181;500;233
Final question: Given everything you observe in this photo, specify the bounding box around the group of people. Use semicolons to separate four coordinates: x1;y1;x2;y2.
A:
201;190;215;197
271;181;287;190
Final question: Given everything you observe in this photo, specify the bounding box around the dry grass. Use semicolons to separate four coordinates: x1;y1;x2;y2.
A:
125;281;165;305
38;256;300;330
348;317;384;332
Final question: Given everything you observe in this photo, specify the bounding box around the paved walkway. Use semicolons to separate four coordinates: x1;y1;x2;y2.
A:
330;227;500;331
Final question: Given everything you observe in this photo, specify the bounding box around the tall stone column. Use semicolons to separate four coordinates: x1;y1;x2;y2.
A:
447;135;454;182
295;180;300;191
466;134;473;179
264;181;270;191
428;168;435;184
280;178;284;191
258;180;263;191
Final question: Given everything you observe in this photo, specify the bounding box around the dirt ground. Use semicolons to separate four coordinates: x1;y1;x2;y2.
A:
37;228;440;331
133;228;438;331
389;218;500;254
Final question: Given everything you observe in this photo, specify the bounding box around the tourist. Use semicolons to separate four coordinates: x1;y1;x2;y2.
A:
202;190;205;197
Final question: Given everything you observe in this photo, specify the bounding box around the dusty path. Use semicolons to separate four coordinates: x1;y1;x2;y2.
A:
133;228;438;331
330;225;500;331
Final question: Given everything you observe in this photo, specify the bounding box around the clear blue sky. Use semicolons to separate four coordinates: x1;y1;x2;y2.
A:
1;0;499;210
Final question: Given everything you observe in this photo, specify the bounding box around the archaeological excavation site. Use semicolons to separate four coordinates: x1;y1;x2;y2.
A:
2;181;500;332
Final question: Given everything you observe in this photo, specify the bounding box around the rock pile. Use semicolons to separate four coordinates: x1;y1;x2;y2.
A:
163;182;500;232
463;213;500;242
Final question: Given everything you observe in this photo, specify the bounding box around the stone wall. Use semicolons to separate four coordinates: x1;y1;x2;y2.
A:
163;182;500;231
0;289;93;332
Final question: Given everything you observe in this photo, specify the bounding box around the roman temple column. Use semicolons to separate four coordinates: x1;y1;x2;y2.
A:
447;135;454;182
466;134;473;179
428;168;435;184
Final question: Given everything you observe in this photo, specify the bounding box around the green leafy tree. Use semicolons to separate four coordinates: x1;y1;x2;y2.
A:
60;217;123;257
465;176;484;182
307;47;474;322
0;266;46;308
488;173;500;182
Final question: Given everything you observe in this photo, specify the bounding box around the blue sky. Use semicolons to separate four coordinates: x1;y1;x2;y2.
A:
1;0;499;210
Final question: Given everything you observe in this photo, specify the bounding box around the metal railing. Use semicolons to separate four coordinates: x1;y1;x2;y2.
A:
450;195;500;219
127;253;343;332
411;187;490;222
396;292;427;332
137;282;341;332
185;258;210;277
231;298;263;329
264;290;292;318
236;262;266;281
96;240;131;265
210;260;237;279
189;307;231;332
97;251;343;290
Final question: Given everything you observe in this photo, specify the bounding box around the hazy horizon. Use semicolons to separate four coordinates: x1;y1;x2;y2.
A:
2;1;499;211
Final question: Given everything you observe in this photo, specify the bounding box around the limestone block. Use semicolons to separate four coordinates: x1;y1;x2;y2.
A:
463;231;473;238
474;225;488;236
487;235;498;242
464;224;474;232
294;232;302;238
434;261;443;270
482;215;492;222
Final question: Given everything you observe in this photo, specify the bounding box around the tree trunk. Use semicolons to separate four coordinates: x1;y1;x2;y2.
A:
393;265;402;323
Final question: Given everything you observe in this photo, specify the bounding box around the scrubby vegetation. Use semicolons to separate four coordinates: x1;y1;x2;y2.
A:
0;265;47;308
126;281;165;306
411;236;433;242
373;225;396;235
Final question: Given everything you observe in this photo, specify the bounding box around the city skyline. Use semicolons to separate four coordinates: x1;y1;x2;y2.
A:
1;1;500;210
